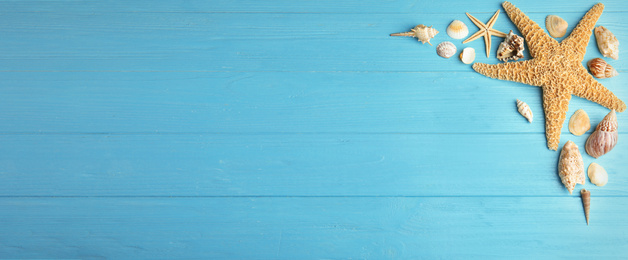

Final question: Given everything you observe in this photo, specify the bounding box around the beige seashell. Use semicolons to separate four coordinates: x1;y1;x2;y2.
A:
558;141;585;194
496;30;525;62
516;99;533;122
588;162;608;187
436;41;456;58
390;25;439;46
546;15;568;38
587;58;618;79
568;109;591;136
447;20;469;40
586;110;618;158
581;189;590;225
594;26;619;60
459;47;475;64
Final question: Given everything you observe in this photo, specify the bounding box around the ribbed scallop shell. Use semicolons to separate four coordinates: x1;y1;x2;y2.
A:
516;99;533;122
594;26;619;60
436;41;456;58
546;15;568;38
558;141;585;194
587;58;618;79
568;109;590;136
459;47;475;64
585;110;618;158
446;20;469;39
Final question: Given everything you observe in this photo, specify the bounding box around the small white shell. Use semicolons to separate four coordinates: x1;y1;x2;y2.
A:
436;41;456;58
587;58;618;79
588;162;608;187
594;26;619;60
459;47;475;64
546;15;568;38
516;99;533;123
447;20;469;40
568;109;590;136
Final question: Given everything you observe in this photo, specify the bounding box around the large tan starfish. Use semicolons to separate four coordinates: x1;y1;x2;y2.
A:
473;2;626;150
463;10;507;58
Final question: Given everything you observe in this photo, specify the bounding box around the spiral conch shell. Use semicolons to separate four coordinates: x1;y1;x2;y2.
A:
516;99;533;122
581;189;590;225
594;26;619;60
436;41;456;59
545;15;568;38
558;141;585;194
447;20;469;40
585;110;618;158
390;25;439;46
587;58;618;79
496;31;525;62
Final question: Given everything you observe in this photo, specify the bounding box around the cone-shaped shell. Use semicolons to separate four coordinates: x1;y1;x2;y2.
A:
594;26;619;60
585;110;618;158
516;99;533;122
546;15;568;38
447;20;469;39
588;58;618;79
390;25;439;45
568;109;590;136
558;141;585;194
581;189;590;225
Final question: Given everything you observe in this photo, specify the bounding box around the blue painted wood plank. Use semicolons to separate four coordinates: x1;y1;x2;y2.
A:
1;72;625;133
1;197;627;259
0;134;625;196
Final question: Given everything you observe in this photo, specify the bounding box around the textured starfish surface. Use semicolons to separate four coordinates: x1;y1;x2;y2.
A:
463;10;508;58
473;2;626;150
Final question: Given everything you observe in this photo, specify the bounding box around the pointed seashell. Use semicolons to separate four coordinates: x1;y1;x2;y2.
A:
545;15;568;38
587;58;618;79
390;25;439;46
447;20;469;40
585;110;618;158
459;47;475;64
436;41;456;58
558;141;585;194
496;31;525;62
588;162;608;187
581;189;590;225
516;99;533;122
594;26;619;60
568;109;591;136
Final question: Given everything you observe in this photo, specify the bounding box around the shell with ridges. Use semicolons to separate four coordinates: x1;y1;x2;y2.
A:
447;20;469;39
588;162;608;187
546;15;568;38
516;99;533;122
585;110;618;158
459;47;475;64
594;26;619;60
496;30;525;62
587;58;618;79
558;141;585;194
568;109;590;136
581;189;590;225
390;25;439;46
436;41;456;58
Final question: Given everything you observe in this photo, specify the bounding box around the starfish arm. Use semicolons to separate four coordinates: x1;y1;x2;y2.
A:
541;84;572;150
466;12;487;29
489;28;507;38
486;10;500;28
463;29;485;44
502;1;558;57
484;32;491;58
561;3;604;60
472;60;543;86
572;68;627;112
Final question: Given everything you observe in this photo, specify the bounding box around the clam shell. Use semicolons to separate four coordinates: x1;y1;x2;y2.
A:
436;41;456;58
594;26;619;60
459;47;475;64
558;140;585;194
585;110;618;158
587;58;618;79
447;20;469;40
516;99;533;123
546;15;568;38
568;109;591;136
588;162;608;187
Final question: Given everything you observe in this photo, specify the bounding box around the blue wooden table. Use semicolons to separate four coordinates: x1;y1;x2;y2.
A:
1;0;627;258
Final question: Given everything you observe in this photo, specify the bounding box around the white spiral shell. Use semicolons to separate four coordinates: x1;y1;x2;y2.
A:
516;99;533;123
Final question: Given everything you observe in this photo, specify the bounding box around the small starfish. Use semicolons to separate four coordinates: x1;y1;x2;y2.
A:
463;10;508;58
473;2;626;150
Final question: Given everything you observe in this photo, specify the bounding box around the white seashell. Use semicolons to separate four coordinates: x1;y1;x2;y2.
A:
546;15;568;38
390;25;439;46
585;110;618;158
436;41;456;58
587;58;618;79
516;99;533;123
447;20;469;40
558;140;585;194
568;109;590;136
588;162;608;187
459;47;475;64
581;189;590;225
594;26;619;60
496;30;525;62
